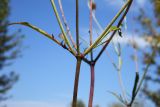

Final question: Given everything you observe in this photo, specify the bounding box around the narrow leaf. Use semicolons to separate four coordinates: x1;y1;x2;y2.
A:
132;72;139;98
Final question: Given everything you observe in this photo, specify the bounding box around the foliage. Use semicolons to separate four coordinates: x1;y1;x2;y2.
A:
135;0;160;106
109;103;124;107
109;102;144;107
76;100;85;107
0;0;22;101
70;100;86;107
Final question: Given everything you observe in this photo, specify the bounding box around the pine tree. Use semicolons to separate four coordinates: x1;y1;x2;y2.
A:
0;0;23;101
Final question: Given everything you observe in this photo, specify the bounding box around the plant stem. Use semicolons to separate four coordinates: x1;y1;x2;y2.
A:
83;0;131;56
76;0;80;54
58;0;77;49
128;42;158;106
129;45;157;105
94;0;133;62
118;71;127;103
89;1;94;106
89;0;93;61
50;0;76;55
9;22;77;55
72;58;82;107
88;63;95;107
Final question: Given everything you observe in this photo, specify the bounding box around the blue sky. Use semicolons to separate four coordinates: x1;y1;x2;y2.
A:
2;0;155;107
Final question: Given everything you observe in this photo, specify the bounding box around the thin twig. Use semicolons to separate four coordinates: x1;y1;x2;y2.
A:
9;22;76;55
129;43;158;106
94;0;133;62
58;0;77;49
50;0;76;55
118;70;128;103
83;0;131;56
114;38;127;102
76;0;80;54
89;0;94;61
134;46;139;73
82;57;91;65
106;45;127;103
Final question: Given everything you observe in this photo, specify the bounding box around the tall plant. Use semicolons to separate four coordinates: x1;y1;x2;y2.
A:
8;0;137;107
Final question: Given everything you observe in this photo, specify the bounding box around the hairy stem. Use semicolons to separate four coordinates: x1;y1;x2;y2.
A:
88;63;95;107
72;58;82;107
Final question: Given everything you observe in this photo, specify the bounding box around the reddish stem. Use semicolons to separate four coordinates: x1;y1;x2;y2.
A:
58;0;77;49
72;58;82;107
88;63;95;107
89;0;93;60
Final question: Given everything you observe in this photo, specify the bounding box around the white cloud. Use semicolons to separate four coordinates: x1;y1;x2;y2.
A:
104;0;146;8
2;101;66;107
81;25;149;48
112;33;150;48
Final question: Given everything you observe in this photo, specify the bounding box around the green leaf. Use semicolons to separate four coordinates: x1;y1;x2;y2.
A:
95;26;120;48
109;26;120;32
